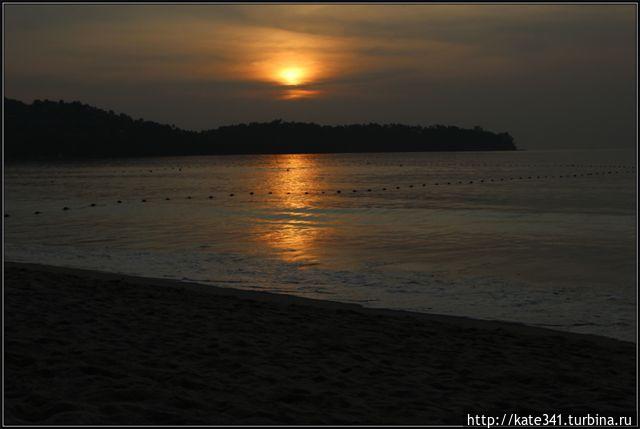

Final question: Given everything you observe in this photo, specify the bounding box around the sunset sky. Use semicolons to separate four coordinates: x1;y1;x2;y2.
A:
4;4;637;150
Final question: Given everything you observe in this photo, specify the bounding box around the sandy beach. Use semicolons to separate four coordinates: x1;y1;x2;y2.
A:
4;261;636;425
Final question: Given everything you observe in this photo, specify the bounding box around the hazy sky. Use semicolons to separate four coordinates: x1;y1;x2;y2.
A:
4;4;637;149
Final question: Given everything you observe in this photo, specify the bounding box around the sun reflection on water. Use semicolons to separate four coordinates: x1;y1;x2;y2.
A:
250;154;334;265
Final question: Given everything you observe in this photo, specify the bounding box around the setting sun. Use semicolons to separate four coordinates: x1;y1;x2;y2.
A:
279;67;305;86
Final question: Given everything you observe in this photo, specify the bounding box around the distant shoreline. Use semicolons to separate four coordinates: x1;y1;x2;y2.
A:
5;261;635;425
5;98;517;160
4;148;522;164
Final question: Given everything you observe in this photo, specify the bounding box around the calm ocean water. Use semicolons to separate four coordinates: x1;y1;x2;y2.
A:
4;149;637;341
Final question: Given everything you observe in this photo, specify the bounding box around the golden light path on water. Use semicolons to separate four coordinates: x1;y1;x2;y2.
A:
248;155;336;265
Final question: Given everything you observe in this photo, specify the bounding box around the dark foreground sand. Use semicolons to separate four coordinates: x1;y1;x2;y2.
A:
4;262;636;425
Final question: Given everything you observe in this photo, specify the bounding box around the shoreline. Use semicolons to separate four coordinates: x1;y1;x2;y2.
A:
4;147;520;164
5;261;636;345
5;261;636;425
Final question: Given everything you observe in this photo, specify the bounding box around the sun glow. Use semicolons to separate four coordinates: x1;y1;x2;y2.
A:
230;27;350;98
279;67;305;86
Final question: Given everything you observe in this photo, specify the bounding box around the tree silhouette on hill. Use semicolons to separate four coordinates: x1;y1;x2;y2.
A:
4;98;517;160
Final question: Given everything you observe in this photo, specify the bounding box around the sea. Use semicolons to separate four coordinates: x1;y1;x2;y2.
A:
4;149;637;341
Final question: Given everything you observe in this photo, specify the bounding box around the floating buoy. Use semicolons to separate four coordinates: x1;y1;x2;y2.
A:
250;192;254;195
382;188;387;190
142;199;147;202
396;186;400;189
208;195;213;199
117;200;122;204
409;185;413;188
187;196;191;199
166;197;171;201
4;214;9;218
229;193;234;197
352;190;357;193
336;190;341;193
63;207;69;211
90;203;96;207
367;189;372;192
304;192;308;195
34;211;41;215
268;191;272;194
422;184;426;187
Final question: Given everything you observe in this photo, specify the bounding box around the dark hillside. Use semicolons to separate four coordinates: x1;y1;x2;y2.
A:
4;98;517;160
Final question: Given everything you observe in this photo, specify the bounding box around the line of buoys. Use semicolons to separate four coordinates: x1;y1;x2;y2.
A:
128;163;635;176
10;167;634;217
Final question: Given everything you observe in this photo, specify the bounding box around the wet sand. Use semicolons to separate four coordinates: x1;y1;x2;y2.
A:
4;262;636;425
